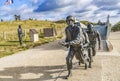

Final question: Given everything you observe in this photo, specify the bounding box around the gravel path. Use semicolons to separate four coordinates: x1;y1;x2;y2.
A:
0;32;120;81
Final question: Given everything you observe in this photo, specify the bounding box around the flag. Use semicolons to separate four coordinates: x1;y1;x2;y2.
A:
5;0;13;5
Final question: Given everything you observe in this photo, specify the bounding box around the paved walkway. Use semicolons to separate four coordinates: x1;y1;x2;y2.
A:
0;32;120;81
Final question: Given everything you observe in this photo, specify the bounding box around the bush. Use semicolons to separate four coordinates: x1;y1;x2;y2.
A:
112;21;120;32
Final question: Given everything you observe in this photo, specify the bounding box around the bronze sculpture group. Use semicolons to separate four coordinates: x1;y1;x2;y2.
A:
59;15;101;79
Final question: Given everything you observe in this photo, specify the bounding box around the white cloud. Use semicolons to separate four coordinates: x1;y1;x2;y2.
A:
0;6;11;11
0;0;120;24
32;0;120;24
19;4;33;15
96;10;118;17
86;5;98;11
31;0;38;3
117;2;120;7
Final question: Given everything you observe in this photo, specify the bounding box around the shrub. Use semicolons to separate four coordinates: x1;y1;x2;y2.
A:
112;21;120;32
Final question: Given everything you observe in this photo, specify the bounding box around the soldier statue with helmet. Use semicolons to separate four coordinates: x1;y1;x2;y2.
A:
59;15;90;79
17;25;23;46
86;23;101;63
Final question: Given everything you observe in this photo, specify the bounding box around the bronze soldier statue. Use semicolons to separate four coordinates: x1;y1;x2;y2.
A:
17;25;23;46
81;27;92;68
86;23;101;62
60;16;90;79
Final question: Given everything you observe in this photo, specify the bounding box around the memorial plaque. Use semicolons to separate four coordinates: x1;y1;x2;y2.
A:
43;28;56;37
29;29;39;42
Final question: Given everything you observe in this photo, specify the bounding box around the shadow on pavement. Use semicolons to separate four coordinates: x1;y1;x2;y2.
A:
0;63;86;81
0;65;66;81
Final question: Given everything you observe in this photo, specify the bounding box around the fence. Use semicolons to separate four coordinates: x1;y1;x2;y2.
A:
0;27;64;41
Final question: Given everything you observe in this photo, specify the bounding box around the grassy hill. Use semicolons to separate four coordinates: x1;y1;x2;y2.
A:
0;20;65;32
0;20;65;58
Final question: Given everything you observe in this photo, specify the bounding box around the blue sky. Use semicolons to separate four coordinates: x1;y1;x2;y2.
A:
0;0;120;25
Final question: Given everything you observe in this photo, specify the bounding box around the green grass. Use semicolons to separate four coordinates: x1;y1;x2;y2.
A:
0;37;59;58
0;20;65;58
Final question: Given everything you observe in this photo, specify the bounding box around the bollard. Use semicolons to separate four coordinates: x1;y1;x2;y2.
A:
3;32;6;40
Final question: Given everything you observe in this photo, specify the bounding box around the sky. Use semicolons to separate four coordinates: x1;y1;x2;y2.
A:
0;0;120;25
